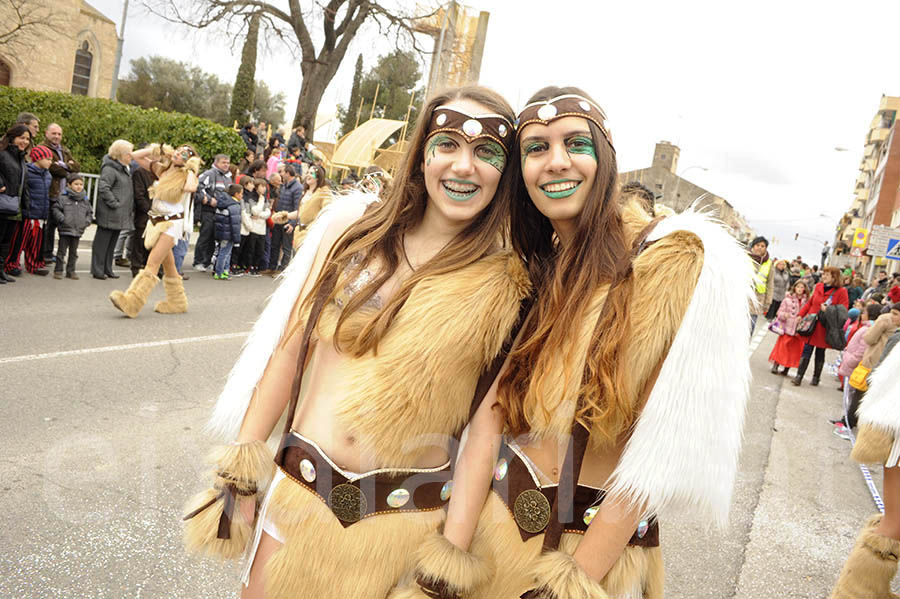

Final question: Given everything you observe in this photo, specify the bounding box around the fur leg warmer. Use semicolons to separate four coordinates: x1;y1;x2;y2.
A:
109;268;158;318
154;275;188;314
830;516;900;599
388;531;491;599
521;551;610;599
183;440;274;560
852;424;895;465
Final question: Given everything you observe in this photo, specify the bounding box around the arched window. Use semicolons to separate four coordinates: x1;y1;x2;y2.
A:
71;41;93;95
0;61;10;87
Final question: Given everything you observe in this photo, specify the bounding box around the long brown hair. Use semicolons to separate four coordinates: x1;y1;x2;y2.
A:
823;266;844;288
300;85;517;356
499;85;635;445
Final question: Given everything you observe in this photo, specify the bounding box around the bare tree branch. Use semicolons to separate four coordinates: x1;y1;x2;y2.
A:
0;0;65;53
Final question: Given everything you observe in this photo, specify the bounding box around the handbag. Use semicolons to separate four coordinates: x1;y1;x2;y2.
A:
0;192;18;215
849;363;871;392
768;320;785;335
796;314;817;336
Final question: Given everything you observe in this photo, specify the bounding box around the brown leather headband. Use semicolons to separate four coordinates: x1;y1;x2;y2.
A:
516;94;614;151
425;106;514;153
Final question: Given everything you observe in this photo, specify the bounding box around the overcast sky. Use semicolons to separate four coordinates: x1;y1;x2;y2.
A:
90;0;900;264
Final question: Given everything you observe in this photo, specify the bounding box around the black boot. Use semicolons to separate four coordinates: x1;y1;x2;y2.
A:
810;359;824;387
771;362;780;374
781;366;790;376
792;353;811;386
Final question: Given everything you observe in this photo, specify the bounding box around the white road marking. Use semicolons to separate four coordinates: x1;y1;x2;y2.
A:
0;332;249;365
749;326;767;357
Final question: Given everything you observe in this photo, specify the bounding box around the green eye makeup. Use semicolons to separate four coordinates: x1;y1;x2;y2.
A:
476;140;506;173
426;134;454;166
567;135;597;160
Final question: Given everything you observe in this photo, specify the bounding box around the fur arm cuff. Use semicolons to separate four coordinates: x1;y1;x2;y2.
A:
521;551;610;599
396;531;490;599
183;440;274;560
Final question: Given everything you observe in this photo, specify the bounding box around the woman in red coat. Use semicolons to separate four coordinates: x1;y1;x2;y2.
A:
791;266;849;387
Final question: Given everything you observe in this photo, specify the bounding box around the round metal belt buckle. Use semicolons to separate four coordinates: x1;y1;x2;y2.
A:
514;489;551;533
328;483;367;523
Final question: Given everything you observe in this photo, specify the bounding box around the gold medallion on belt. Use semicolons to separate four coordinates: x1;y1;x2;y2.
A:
514;489;551;533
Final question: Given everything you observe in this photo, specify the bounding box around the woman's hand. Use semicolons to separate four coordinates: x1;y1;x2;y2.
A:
272;211;289;224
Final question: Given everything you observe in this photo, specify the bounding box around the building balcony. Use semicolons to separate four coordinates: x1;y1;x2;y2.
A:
869;127;890;143
880;96;900;113
856;172;867;188
856;188;869;201
865;143;878;157
863;158;877;172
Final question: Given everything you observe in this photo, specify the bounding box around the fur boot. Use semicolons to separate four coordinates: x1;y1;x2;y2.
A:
523;550;611;599
852;424;895;465
388;531;492;599
109;268;158;318
154;275;188;314
183;440;273;560
830;516;900;599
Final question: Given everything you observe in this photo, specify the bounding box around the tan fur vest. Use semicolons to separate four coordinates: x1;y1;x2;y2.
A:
316;251;531;465
525;201;705;442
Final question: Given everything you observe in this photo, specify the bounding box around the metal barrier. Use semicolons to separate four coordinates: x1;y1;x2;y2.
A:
80;172;100;214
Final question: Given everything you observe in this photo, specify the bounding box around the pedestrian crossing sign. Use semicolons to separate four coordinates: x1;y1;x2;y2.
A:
887;238;900;260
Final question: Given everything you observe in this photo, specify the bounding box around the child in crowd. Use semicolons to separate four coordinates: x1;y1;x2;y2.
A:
233;176;256;275
18;145;54;275
769;280;809;376
266;147;282;178
243;177;270;276
213;183;242;280
50;173;92;279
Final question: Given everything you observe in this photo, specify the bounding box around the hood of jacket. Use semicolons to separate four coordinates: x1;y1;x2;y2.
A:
101;154;129;174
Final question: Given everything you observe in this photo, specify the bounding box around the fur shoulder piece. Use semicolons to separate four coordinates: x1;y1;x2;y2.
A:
334;249;531;464
857;341;900;467
605;208;755;529
206;190;379;441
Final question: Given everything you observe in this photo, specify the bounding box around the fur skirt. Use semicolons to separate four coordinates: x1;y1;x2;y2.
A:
468;493;664;599
248;471;446;598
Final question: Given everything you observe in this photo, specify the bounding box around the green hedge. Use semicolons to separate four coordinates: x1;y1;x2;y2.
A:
0;87;247;173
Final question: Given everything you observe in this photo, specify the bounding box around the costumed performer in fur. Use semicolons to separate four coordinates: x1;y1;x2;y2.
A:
271;164;332;252
831;343;900;598
109;143;201;317
182;85;531;599
388;87;753;599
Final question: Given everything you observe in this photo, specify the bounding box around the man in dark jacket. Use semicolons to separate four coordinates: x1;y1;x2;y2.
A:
239;123;258;153
194;154;232;271
129;165;157;276
287;125;307;154
42;123;80;263
267;164;301;272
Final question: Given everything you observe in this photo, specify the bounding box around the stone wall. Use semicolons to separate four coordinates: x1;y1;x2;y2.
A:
0;0;118;99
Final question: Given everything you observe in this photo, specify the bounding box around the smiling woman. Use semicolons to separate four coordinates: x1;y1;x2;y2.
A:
182;85;533;599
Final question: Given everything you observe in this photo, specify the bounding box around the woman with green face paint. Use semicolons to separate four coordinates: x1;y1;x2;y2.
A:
398;86;754;599
184;85;535;599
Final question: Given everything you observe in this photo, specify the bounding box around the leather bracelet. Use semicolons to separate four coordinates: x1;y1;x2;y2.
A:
415;572;461;599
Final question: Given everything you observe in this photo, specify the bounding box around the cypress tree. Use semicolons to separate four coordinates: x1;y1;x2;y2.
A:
340;54;363;135
229;12;260;127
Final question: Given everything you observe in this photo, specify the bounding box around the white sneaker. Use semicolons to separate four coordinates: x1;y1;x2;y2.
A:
833;423;852;441
194;264;208;272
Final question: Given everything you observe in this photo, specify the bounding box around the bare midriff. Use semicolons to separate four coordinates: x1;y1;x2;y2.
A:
289;323;451;475
519;436;621;489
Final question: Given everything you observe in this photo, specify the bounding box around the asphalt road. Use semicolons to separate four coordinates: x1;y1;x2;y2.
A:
0;261;889;598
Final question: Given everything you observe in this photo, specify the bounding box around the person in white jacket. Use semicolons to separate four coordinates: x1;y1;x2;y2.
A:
240;177;270;276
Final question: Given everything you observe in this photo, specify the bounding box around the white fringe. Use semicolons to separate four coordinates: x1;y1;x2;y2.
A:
206;190;378;441
857;336;900;467
605;208;756;529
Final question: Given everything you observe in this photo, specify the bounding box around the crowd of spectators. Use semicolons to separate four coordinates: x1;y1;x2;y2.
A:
0;115;367;287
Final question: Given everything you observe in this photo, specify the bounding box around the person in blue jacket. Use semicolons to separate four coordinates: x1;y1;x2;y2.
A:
15;145;53;275
213;183;242;279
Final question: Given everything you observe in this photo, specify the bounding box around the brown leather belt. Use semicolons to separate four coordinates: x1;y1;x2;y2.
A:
490;442;659;547
275;432;452;528
149;212;183;225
